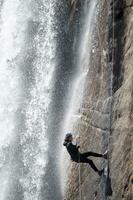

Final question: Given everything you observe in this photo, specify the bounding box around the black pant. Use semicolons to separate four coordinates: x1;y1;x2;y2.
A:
78;151;103;172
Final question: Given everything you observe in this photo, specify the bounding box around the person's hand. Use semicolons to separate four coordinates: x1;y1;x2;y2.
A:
75;135;80;146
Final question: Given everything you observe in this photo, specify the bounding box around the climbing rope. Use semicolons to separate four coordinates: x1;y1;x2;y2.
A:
78;153;82;200
107;0;115;165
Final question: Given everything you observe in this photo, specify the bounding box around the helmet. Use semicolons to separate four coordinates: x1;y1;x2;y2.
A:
65;133;72;140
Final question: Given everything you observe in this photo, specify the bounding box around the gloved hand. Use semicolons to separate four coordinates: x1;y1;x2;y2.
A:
75;135;80;146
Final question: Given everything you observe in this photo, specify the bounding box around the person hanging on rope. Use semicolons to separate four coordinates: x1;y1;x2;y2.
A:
63;133;108;176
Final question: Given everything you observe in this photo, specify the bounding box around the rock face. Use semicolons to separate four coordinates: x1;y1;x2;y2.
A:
64;0;133;200
108;1;133;200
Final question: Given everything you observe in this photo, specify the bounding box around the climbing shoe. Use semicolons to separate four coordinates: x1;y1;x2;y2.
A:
103;150;108;159
98;169;104;176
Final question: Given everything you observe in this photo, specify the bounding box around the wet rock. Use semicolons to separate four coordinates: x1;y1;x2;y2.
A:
64;0;133;199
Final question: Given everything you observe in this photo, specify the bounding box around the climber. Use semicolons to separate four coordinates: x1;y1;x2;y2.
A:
63;133;108;176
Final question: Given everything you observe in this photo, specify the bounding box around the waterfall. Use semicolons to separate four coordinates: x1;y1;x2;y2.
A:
0;0;100;199
20;1;58;200
0;0;58;199
0;1;32;199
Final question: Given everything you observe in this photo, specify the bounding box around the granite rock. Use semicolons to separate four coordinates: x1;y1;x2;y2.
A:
64;0;133;200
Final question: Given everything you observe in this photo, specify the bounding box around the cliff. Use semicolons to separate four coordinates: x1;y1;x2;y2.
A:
65;0;133;199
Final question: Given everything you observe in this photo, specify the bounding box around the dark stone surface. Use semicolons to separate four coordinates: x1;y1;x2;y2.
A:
64;0;133;200
108;0;125;93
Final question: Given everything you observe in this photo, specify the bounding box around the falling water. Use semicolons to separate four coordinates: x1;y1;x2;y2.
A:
0;0;58;199
0;1;32;199
20;1;57;200
0;0;100;199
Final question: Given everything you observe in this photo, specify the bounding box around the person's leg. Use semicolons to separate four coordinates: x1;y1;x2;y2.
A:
80;157;99;172
79;157;104;176
81;151;103;158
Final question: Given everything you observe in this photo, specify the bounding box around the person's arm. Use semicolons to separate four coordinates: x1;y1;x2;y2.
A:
63;141;68;146
75;136;80;149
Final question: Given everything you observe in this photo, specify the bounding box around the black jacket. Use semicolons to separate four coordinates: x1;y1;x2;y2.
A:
63;141;80;161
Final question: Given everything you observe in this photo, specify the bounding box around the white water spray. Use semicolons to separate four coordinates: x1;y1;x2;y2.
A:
0;0;31;146
0;1;31;199
20;1;57;199
0;0;57;200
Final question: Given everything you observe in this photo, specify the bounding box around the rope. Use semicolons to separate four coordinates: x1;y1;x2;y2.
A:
107;0;115;165
78;154;82;200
